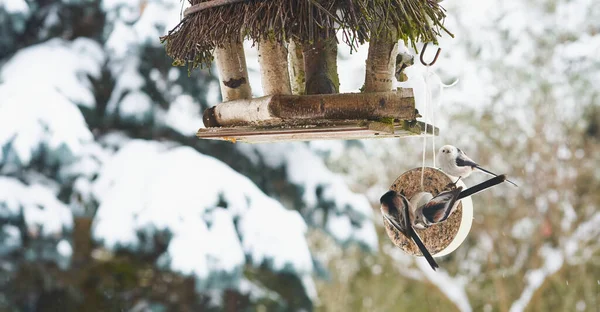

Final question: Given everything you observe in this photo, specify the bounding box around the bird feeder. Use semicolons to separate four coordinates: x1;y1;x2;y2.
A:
161;0;453;143
389;167;473;257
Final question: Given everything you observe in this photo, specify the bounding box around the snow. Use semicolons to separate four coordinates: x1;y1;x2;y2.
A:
511;218;535;240
238;278;283;303
158;207;245;291
239;199;313;274
164;95;204;136
118;91;154;123
0;39;102;171
382;243;425;281
301;274;319;303
0;178;23;218
238;143;378;251
0;224;21;256
308;140;346;159
93;140;314;291
509;245;564;312
58;142;110;183
0;0;29;14
336;39;369;93
243;41;263;98
0;82;93;169
0;0;595;308
103;0;188;53
508;212;600;311
417;260;472;312
564;212;600;262
325;213;352;244
57;239;73;257
105;60;147;118
0;177;73;237
105;21;138;59
0;38;104;109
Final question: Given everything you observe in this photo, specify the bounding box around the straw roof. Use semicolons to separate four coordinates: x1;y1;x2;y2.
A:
160;0;452;72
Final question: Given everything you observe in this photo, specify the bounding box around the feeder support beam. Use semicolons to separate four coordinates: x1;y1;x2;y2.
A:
203;89;415;127
364;28;398;92
288;39;306;95
258;39;291;95
303;38;339;95
214;39;252;102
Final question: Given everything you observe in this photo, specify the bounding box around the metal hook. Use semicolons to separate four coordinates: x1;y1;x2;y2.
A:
420;43;441;66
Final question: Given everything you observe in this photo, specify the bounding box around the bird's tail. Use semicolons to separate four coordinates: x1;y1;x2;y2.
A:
458;175;506;200
475;166;518;187
410;229;439;271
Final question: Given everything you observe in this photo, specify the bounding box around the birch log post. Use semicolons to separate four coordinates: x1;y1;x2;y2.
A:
302;38;339;95
214;39;252;102
202;89;415;127
364;28;398;92
287;39;305;95
258;39;291;95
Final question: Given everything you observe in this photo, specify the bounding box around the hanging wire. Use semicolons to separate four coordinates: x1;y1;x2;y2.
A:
419;43;441;190
421;95;428;191
427;67;436;169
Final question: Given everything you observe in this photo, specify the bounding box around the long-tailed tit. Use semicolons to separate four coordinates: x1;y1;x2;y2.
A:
380;190;439;271
413;175;507;229
437;145;518;187
412;187;462;229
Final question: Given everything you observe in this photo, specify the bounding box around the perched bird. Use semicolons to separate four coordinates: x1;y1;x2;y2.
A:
437;145;518;187
380;190;439;270
412;187;462;230
413;175;507;229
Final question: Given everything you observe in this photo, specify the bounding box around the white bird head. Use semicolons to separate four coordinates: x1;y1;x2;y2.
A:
439;145;458;157
437;145;460;166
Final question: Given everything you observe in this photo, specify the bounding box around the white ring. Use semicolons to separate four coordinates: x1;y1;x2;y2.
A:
432;174;473;257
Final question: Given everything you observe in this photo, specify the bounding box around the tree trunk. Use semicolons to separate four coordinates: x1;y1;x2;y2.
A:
258;39;291;95
72;216;92;265
302;38;339;95
214;39;252;102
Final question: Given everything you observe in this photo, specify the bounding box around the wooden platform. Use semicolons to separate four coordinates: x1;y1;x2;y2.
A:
196;120;438;143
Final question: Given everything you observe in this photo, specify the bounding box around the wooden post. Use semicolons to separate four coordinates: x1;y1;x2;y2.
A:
258;39;291;95
214;38;252;102
364;28;398;92
288;39;305;95
302;38;339;95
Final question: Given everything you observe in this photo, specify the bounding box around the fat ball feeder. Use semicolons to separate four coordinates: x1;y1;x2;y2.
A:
389;167;473;259
160;0;453;143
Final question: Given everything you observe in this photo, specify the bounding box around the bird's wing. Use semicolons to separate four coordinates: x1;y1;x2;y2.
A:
399;195;412;230
455;152;479;168
458;175;506;200
392;194;405;211
382;213;405;234
421;187;462;224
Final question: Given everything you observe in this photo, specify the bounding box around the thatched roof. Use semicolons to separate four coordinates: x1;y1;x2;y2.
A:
160;0;453;72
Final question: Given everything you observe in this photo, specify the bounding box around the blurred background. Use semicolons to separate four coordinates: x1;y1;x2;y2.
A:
0;0;599;311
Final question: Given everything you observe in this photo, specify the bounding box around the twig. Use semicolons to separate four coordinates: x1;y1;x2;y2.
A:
184;0;245;17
